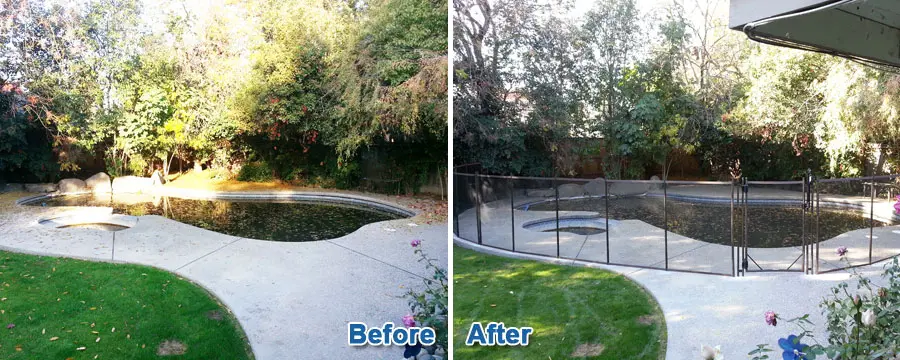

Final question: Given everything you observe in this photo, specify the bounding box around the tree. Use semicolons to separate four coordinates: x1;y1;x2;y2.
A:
581;0;642;123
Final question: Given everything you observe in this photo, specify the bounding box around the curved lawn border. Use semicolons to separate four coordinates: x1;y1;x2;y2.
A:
453;235;667;359
0;247;255;359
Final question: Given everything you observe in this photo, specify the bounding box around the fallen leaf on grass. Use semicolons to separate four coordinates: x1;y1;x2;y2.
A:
76;346;86;351
49;337;59;341
95;337;100;343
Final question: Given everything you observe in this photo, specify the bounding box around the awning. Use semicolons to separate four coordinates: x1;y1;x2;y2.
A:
730;0;900;69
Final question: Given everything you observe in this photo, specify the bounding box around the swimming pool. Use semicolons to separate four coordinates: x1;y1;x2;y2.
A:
28;193;408;242
524;197;894;248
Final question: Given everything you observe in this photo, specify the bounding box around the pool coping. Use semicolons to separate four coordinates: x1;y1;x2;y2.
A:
16;188;417;218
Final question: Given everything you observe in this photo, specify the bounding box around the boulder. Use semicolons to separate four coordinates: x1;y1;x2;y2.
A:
24;183;57;193
150;170;166;186
557;183;586;198
525;188;555;198
58;178;87;193
583;177;607;196
85;172;112;193
112;176;153;194
649;175;662;190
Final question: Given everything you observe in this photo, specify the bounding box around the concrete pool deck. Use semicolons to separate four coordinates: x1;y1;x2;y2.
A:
0;191;448;360
455;236;895;360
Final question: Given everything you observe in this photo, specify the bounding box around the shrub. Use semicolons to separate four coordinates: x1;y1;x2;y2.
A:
747;255;900;360
402;240;447;358
236;161;274;182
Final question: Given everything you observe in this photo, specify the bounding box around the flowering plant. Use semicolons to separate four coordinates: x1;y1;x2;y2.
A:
748;255;900;359
402;240;447;358
894;195;900;214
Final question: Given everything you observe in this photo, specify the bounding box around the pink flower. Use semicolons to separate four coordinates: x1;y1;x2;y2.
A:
765;311;777;326
402;315;415;328
5;323;14;329
836;246;848;257
410;239;421;247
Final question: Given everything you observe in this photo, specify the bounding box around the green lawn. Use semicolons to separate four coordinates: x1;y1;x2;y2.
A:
453;246;666;360
0;251;252;359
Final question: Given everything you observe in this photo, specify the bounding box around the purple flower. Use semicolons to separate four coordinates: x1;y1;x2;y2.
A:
410;239;421;247
765;311;777;326
778;334;810;360
5;323;13;329
894;195;900;214
402;314;416;328
836;246;848;257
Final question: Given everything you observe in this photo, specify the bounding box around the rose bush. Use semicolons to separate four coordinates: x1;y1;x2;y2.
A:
402;240;447;359
747;255;900;360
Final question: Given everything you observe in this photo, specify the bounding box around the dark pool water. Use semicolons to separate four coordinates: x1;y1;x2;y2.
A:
527;197;892;248
33;194;404;242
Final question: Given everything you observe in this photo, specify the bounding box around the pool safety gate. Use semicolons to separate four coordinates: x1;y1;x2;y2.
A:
453;165;900;277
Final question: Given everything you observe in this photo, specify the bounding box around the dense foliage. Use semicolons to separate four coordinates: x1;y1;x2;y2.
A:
0;0;447;192
453;0;900;180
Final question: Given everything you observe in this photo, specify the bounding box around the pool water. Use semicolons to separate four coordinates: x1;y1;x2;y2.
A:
33;194;405;242
526;197;892;248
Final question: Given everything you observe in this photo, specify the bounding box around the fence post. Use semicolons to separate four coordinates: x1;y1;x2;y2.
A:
802;170;808;274
475;171;483;245
731;179;736;277
453;172;459;236
870;171;875;264
509;178;515;252
742;177;749;275
605;179;610;264
554;176;560;258
663;176;668;270
814;174;820;274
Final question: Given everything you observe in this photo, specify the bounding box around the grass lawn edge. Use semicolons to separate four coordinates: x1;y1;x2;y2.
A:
453;240;668;360
0;245;255;359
